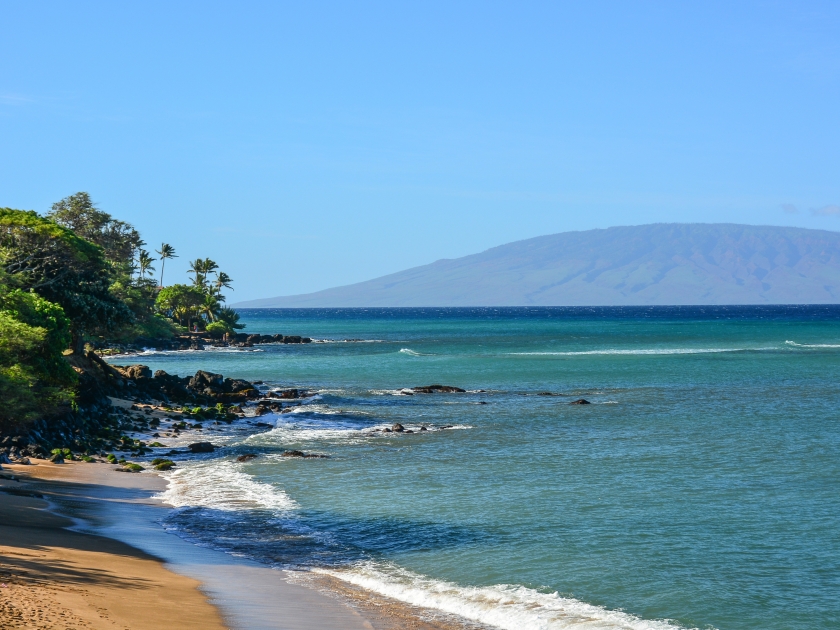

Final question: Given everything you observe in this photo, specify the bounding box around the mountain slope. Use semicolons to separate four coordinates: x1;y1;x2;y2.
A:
235;224;840;306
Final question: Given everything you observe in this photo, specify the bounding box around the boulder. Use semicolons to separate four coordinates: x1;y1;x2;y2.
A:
283;336;302;344
188;442;216;453
392;423;405;433
115;364;153;380
569;398;591;405
278;389;301;399
49;453;64;464
411;385;466;393
237;453;258;462
190;370;224;391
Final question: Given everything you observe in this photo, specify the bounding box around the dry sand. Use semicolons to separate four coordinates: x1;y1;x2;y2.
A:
0;472;226;630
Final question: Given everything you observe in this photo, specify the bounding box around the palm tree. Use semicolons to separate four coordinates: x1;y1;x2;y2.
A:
199;293;221;322
188;258;219;292
155;243;177;286
218;306;245;330
187;258;206;289
214;271;233;295
138;249;156;278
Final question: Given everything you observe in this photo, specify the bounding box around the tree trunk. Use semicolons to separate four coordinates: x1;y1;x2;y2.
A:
71;330;85;355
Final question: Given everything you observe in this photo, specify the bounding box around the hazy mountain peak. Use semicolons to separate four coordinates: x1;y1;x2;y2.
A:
235;223;840;307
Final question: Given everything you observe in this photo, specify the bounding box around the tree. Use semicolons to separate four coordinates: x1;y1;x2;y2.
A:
48;192;143;269
213;271;233;295
199;293;221;322
0;286;75;431
155;243;177;286
138;249;156;279
188;258;218;291
0;208;132;353
156;284;204;328
217;306;245;330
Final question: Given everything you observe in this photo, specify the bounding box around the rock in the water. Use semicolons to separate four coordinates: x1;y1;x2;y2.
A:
569;398;591;405
411;385;466;393
392;423;405;432
188;442;216;453
419;426;428;431
281;450;327;458
237;453;258;462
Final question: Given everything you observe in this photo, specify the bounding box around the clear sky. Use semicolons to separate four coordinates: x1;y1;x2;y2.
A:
2;1;839;301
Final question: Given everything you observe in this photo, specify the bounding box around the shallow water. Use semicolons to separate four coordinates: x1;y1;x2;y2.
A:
126;307;840;630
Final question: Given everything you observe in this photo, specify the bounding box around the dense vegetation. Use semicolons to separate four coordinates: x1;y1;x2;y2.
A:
0;192;243;432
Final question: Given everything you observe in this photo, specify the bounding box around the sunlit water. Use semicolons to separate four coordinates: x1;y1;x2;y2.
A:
121;307;840;630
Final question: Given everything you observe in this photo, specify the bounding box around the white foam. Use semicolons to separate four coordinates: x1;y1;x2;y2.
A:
785;340;840;348
318;562;694;630
510;347;776;356
399;348;434;356
157;460;297;512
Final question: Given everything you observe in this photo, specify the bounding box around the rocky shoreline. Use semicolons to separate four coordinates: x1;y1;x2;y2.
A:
0;346;477;466
96;332;313;355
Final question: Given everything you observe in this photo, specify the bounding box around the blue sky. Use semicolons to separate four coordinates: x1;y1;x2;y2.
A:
1;1;839;301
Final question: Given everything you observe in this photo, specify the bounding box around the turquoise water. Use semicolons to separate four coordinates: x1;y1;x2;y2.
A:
128;307;840;630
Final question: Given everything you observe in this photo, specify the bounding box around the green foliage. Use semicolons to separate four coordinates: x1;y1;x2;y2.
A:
48;192;142;268
0;289;74;384
0;206;132;351
156;284;204;327
0;288;75;431
218;306;245;330
205;321;232;338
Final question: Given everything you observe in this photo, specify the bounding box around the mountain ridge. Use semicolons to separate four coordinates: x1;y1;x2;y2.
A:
234;223;840;306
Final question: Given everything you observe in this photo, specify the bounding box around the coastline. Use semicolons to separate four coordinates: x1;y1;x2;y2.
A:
1;460;480;630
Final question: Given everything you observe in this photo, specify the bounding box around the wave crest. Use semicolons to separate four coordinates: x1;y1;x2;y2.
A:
318;562;693;630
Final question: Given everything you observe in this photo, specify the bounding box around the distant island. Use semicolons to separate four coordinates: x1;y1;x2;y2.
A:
234;223;840;306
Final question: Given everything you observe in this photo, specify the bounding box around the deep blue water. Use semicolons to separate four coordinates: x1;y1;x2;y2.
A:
126;307;840;630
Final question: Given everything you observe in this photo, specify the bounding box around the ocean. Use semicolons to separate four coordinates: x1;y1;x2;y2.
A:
122;307;840;630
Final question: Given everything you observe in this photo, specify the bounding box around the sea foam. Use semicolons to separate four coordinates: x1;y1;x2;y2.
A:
785;340;840;348
510;347;776;356
318;562;695;630
157;460;297;512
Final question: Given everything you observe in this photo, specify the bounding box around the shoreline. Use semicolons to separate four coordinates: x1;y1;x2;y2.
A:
1;460;480;630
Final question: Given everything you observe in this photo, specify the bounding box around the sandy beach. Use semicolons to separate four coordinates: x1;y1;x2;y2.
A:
0;460;477;630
